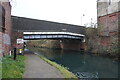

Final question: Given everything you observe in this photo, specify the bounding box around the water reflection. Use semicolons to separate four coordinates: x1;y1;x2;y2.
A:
28;47;119;78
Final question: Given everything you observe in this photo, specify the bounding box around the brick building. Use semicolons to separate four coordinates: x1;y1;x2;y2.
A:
97;0;120;36
97;0;120;55
0;0;12;56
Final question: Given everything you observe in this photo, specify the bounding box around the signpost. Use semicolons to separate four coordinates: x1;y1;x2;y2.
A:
17;39;24;44
17;39;24;55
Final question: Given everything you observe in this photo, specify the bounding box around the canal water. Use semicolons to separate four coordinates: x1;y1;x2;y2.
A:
27;47;119;78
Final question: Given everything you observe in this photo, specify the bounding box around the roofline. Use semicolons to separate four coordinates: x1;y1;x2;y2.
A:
11;15;85;28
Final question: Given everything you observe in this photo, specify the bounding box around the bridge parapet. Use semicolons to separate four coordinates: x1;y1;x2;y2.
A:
23;32;85;41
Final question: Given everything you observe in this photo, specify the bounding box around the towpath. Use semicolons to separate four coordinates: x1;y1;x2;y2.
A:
23;52;64;78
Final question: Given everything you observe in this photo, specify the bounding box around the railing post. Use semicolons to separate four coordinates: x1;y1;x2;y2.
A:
13;48;17;60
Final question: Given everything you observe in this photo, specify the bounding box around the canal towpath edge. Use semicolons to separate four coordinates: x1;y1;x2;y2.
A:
23;52;64;78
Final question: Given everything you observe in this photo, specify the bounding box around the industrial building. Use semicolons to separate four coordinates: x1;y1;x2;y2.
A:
97;0;119;55
0;0;12;56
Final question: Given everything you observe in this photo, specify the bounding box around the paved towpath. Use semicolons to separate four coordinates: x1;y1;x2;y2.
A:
23;52;64;78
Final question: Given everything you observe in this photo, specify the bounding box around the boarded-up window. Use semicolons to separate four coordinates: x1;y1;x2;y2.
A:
108;13;117;32
0;5;5;32
2;6;5;32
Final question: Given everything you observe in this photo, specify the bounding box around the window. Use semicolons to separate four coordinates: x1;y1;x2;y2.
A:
2;6;5;32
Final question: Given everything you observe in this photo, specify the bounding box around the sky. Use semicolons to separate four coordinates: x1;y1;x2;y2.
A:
11;0;97;26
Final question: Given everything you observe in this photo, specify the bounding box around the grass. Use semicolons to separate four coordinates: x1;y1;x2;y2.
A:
2;55;25;78
0;57;2;79
39;55;78;80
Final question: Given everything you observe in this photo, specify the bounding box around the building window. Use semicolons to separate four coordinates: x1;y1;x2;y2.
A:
2;6;5;32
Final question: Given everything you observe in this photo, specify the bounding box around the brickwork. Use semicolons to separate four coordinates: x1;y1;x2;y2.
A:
2;2;11;36
0;4;2;56
0;0;12;55
87;0;120;58
98;11;119;36
97;1;119;52
11;32;23;48
0;32;3;57
60;39;84;51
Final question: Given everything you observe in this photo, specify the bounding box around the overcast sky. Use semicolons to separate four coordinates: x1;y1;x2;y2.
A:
11;0;97;26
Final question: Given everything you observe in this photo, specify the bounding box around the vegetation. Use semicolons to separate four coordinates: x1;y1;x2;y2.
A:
39;55;78;80
2;55;25;78
85;27;119;60
85;27;99;52
0;57;2;79
27;39;61;49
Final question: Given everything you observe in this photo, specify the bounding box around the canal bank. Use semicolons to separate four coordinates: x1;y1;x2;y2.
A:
23;51;77;79
27;39;119;60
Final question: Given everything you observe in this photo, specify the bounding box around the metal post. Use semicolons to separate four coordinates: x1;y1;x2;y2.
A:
13;48;17;60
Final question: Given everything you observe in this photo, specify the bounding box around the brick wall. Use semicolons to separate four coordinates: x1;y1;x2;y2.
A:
11;32;23;49
0;1;12;55
60;39;84;51
2;2;11;36
0;4;2;56
83;0;120;58
97;12;119;55
98;11;119;36
0;32;3;57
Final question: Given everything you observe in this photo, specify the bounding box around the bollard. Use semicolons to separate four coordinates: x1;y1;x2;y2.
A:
19;49;23;55
13;48;17;60
9;51;12;56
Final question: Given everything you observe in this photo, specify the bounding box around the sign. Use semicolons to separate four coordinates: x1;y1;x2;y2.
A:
17;39;23;44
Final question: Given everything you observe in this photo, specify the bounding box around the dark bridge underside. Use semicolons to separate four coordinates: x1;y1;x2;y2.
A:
12;16;85;35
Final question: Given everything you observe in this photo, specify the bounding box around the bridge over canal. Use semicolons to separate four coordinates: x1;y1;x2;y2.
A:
12;16;86;50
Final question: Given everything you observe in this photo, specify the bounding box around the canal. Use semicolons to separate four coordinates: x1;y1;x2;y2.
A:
27;47;119;78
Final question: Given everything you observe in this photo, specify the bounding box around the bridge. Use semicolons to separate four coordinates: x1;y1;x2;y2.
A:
12;16;86;50
23;32;84;41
